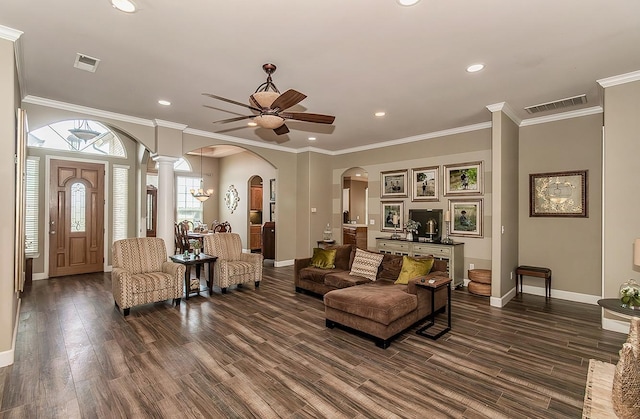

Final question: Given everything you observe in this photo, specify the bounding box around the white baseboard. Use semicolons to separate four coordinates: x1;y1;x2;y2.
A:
491;286;516;308
602;317;630;334
0;298;20;367
274;259;294;267
521;284;600;304
33;272;48;280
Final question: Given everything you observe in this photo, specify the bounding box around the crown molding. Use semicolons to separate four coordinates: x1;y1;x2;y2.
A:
520;106;603;127
22;96;156;127
153;119;187;131
183;127;297;154
597;70;640;88
333;122;492;156
486;102;521;125
0;25;23;42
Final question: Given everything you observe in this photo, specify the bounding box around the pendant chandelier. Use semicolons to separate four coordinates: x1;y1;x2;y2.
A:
190;149;213;202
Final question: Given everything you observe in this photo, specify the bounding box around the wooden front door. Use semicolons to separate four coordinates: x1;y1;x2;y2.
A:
49;160;105;277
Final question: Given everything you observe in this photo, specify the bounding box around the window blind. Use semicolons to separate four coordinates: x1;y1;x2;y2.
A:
113;166;128;242
25;157;39;254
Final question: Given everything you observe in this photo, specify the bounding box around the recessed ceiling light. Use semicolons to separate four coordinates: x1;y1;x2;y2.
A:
308;137;316;141
375;111;386;117
466;63;485;73
355;173;362;177
397;0;421;6
111;0;136;13
247;122;258;127
158;100;171;106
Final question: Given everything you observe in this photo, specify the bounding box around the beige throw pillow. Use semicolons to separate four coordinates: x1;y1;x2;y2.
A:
349;248;384;281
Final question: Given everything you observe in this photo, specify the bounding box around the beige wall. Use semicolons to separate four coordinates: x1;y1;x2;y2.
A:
328;129;493;272
216;151;276;250
602;80;640;307
519;113;603;296
0;37;19;357
491;110;519;301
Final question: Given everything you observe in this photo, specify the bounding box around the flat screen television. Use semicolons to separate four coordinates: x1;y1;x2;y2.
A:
408;209;443;242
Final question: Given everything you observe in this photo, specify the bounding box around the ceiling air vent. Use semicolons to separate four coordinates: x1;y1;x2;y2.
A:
524;94;587;114
74;53;100;73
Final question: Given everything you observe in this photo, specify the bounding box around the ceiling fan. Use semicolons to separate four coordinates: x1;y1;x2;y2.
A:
202;63;335;135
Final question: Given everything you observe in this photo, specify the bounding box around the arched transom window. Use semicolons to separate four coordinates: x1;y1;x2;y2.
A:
28;119;126;157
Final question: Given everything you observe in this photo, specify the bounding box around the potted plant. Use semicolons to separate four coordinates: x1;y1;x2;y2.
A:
404;219;421;241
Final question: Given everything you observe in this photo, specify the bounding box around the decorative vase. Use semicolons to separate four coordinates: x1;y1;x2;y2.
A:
620;279;640;309
406;231;413;241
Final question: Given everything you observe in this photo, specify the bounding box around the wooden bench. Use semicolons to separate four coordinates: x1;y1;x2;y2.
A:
515;265;552;298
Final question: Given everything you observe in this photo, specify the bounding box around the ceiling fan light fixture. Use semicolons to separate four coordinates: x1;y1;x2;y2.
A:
251;91;280;109
254;114;285;129
111;0;136;13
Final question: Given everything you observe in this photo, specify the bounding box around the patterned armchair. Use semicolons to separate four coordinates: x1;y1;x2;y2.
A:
112;238;185;316
203;233;263;293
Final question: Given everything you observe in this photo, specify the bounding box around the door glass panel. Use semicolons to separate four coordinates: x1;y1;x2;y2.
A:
70;182;86;232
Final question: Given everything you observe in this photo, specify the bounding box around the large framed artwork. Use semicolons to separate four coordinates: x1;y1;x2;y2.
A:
411;166;439;202
380;170;408;199
381;201;404;232
529;170;588;217
443;161;483;196
448;199;483;238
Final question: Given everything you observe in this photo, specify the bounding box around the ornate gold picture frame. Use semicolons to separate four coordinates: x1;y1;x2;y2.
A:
529;170;588;217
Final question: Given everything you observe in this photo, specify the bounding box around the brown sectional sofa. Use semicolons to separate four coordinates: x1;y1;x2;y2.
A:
294;244;450;348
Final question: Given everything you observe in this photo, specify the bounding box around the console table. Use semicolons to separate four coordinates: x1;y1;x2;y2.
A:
597;298;640;318
376;238;464;288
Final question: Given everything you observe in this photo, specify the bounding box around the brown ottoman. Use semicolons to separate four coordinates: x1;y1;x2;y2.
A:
468;269;491;296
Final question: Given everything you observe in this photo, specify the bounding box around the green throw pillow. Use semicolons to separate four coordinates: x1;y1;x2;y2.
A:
395;256;434;285
310;248;337;269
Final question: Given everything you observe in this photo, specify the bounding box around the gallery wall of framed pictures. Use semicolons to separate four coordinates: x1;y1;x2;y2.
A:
379;161;485;238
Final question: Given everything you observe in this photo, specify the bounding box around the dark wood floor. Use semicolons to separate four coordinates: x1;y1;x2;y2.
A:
0;266;627;418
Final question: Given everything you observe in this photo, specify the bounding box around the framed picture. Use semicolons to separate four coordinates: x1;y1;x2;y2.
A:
444;161;483;196
380;170;408;199
269;202;275;222
449;199;483;238
529;170;588;217
411;166;439;201
269;178;276;201
381;201;404;232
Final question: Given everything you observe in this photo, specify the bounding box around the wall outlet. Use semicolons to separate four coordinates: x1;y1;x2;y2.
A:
370;219;375;225
469;263;475;270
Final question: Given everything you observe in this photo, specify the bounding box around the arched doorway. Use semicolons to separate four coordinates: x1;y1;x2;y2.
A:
248;175;264;252
342;167;368;249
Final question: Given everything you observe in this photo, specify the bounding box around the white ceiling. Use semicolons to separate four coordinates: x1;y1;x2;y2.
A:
1;1;639;153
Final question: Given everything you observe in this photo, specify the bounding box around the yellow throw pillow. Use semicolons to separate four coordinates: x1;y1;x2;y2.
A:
395;256;434;285
310;248;337;269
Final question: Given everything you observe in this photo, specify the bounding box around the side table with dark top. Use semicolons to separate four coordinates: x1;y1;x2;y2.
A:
597;298;640;318
415;276;452;340
169;253;217;299
317;240;336;249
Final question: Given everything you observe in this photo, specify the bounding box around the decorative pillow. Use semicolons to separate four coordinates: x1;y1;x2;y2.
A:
349;248;384;281
310;248;337;269
612;342;640;418
395;256;434;285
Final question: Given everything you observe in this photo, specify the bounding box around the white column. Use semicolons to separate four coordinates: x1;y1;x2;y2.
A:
154;156;178;256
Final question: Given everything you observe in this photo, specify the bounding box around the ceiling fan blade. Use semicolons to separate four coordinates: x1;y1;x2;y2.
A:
202;93;262;112
212;115;255;124
280;112;335;124
273;124;290;135
270;89;307;111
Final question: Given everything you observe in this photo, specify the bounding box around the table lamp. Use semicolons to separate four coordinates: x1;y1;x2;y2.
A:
441;210;453;244
391;214;401;239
